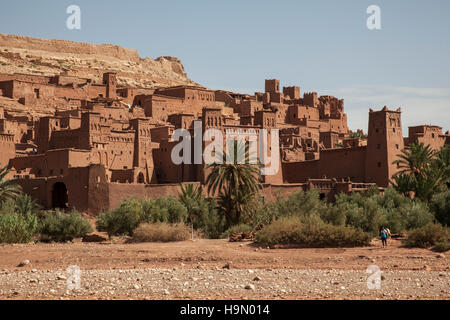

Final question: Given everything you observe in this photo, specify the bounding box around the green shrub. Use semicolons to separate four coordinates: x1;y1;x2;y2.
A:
131;223;190;242
405;223;449;248
433;240;450;252
319;187;436;235
255;217;371;248
271;189;327;219
400;201;435;230
222;223;253;238
97;196;188;237
189;198;226;239
141;196;188;223
40;210;93;242
429;190;450;226
0;212;38;243
96;198;142;236
250;190;328;230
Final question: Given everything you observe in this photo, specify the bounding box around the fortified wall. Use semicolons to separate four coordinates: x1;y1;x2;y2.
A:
0;71;448;214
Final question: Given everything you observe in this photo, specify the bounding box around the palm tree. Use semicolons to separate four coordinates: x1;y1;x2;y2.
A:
0;166;22;203
393;142;435;178
431;146;450;186
178;183;202;207
178;183;203;223
392;144;449;201
413;171;444;201
206;142;261;196
206;141;261;227
390;173;414;197
14;194;41;216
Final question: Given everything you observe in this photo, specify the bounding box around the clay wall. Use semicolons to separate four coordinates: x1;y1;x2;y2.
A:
0;133;15;167
318;147;367;182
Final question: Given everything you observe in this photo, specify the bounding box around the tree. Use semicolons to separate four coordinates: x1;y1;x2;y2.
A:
0;166;22;203
390;173;415;197
431;146;450;187
14;194;41;216
392;144;449;201
206;141;261;227
178;184;202;209
394;142;435;178
178;183;203;225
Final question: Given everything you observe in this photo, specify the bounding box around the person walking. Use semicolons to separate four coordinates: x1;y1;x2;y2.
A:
380;226;388;248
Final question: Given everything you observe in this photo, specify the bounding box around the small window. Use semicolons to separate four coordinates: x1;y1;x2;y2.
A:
377;162;381;168
395;144;399;149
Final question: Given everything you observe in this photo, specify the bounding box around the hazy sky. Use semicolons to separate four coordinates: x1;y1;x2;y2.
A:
0;0;449;133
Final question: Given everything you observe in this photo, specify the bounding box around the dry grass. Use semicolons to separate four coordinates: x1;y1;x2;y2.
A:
131;222;191;243
255;217;371;248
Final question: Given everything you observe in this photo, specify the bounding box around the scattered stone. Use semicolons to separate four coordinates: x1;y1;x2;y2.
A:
18;260;30;267
222;262;231;269
244;284;255;291
253;276;262;281
133;284;141;290
57;275;67;280
423;265;431;271
436;254;445;259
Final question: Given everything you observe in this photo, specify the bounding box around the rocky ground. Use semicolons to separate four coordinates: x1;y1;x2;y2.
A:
0;33;198;89
0;238;448;300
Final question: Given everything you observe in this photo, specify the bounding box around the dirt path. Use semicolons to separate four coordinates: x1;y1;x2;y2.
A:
0;238;448;299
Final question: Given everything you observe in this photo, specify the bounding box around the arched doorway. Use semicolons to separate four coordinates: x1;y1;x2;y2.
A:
137;172;145;184
52;182;68;208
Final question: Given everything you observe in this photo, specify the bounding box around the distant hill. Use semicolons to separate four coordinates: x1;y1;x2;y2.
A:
0;33;198;89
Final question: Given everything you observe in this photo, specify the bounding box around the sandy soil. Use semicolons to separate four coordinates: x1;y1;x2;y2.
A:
0;237;448;300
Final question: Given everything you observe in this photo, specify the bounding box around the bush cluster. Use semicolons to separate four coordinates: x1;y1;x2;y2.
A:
405;223;449;249
96;196;188;236
39;210;93;242
0;211;38;243
255;217;371;248
96;195;226;238
0;194;93;243
221;223;253;238
131;222;191;242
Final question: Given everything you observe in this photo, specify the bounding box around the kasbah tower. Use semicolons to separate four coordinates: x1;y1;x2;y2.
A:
366;107;404;187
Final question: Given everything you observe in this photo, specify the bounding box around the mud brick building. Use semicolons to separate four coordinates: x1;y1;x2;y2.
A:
0;71;448;214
